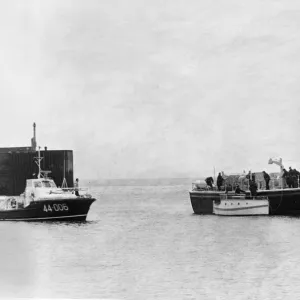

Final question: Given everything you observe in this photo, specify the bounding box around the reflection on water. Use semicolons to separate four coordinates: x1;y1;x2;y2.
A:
0;185;300;299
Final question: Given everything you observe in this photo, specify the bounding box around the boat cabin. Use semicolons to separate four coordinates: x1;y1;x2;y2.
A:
24;178;61;200
28;178;57;189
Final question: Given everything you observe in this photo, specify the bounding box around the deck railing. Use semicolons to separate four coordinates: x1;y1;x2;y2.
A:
192;178;300;191
49;187;91;196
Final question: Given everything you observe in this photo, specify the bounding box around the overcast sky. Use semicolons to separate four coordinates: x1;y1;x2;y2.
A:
0;0;299;179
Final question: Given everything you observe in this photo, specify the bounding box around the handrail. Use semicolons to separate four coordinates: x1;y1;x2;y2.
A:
60;187;89;191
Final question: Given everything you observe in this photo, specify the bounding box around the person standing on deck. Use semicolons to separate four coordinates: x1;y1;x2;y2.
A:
289;167;294;188
282;168;288;188
293;168;300;188
217;173;224;191
290;167;299;188
205;177;214;189
249;179;258;197
74;178;80;196
262;171;270;190
286;167;294;188
246;171;251;180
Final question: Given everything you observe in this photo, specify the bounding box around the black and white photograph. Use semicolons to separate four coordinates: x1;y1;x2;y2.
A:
0;0;300;299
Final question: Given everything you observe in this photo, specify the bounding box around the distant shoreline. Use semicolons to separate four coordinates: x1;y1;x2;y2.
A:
80;171;282;187
80;178;200;187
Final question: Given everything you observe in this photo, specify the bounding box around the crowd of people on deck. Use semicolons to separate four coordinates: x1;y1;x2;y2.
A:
282;167;300;188
202;166;300;196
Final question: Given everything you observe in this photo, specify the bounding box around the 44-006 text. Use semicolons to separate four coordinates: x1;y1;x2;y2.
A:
43;203;69;212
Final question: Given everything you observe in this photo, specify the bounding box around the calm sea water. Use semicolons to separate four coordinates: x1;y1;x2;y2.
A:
1;184;300;299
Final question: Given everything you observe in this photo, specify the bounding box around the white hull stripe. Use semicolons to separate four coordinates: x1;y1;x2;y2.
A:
214;205;269;211
1;214;87;221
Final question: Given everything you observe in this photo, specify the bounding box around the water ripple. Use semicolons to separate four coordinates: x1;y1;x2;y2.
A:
0;184;300;299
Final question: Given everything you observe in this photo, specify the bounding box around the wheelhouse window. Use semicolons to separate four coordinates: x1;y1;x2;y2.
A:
42;180;57;188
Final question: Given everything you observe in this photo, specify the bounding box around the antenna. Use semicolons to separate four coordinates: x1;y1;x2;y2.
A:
34;146;51;179
33;122;36;141
31;122;37;151
34;146;43;179
62;178;68;188
61;151;68;188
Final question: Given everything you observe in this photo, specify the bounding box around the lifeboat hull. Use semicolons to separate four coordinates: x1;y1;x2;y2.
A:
0;198;96;221
213;197;269;216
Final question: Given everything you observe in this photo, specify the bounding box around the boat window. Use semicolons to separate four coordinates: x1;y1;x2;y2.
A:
34;182;42;188
41;180;57;188
43;180;55;187
50;181;57;188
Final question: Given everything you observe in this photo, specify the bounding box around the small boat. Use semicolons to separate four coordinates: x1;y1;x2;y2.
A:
0;148;96;221
213;194;269;216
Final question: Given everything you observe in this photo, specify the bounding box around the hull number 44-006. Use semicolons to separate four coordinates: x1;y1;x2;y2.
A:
43;204;69;212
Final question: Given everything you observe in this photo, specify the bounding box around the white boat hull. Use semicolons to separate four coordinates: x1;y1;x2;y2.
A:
213;198;269;216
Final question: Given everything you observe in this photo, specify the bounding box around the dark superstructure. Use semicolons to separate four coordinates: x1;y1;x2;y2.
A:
0;123;74;195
